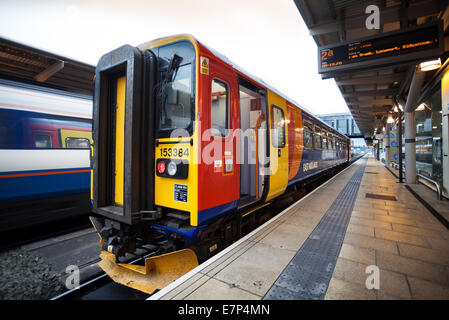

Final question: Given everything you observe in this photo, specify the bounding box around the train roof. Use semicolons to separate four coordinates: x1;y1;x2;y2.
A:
0;79;92;120
144;34;348;140
195;36;346;139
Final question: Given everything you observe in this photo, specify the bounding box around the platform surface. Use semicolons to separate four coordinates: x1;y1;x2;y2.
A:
150;155;449;300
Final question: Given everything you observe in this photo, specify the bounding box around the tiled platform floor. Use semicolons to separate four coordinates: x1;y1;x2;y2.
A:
150;155;449;300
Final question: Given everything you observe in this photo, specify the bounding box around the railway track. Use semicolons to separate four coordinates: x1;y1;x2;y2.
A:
50;155;365;300
51;251;157;300
0;215;91;252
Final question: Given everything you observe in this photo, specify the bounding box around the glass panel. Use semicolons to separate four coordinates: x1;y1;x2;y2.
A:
420;86;442;185
34;134;52;148
304;130;313;148
159;63;193;132
66;137;90;149
271;106;285;148
314;126;322;149
211;79;228;136
322;131;328;149
337;119;347;134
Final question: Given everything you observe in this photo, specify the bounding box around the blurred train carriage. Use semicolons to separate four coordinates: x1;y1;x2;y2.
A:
0;80;92;232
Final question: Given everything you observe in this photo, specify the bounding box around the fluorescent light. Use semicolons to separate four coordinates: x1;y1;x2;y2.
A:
387;114;394;123
416;103;425;111
419;58;441;71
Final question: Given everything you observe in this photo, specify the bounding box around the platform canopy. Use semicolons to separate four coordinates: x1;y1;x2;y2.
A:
0;36;94;97
294;0;449;139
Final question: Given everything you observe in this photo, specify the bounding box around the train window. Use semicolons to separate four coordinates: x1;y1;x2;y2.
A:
322;131;328;149
66;137;90;149
313;126;322;149
304;130;313;148
34;134;52;148
303;121;313;148
271;105;285;148
210;79;228;136
158;63;193;134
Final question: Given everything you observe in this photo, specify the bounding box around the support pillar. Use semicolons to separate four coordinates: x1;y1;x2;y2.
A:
397;108;403;183
404;69;426;184
377;142;380;160
384;124;390;166
404;111;416;183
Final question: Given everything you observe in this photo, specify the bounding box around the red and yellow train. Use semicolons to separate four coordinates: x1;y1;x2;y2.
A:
90;34;350;294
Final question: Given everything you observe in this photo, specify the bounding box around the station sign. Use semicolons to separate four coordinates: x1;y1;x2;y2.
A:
318;22;443;74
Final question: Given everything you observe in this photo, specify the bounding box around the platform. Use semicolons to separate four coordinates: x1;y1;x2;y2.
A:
149;155;449;300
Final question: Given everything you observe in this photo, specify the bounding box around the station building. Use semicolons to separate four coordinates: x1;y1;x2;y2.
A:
295;0;449;199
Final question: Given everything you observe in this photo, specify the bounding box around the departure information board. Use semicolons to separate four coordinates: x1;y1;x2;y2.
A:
318;23;442;74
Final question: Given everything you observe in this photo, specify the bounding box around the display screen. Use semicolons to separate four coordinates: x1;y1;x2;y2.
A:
319;24;441;73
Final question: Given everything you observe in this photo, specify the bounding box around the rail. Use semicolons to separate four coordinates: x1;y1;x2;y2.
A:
390;161;442;200
417;172;442;201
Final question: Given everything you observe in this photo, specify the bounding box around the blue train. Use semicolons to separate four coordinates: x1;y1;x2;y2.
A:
0;80;92;232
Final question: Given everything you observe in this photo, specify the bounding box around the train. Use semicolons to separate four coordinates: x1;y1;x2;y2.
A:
0;79;92;232
89;34;350;294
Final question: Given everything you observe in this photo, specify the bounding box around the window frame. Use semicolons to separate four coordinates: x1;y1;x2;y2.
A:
65;137;91;149
303;120;314;148
270;104;286;148
314;126;322;149
322;130;328;149
34;133;52;148
210;78;230;137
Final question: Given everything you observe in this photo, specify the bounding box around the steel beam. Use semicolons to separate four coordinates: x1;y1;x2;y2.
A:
34;60;64;82
343;89;397;97
336;73;405;85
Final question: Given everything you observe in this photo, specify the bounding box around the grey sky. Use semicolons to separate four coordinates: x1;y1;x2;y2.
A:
0;0;349;115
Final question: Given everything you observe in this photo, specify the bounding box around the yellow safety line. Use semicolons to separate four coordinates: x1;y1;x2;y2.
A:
241;202;271;218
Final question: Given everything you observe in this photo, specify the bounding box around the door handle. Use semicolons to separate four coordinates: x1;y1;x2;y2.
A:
278;149;281;157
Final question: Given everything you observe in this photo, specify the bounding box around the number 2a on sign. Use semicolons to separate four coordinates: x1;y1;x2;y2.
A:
321;49;334;61
200;56;209;75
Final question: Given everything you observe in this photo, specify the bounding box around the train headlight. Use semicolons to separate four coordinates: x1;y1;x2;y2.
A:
167;161;177;176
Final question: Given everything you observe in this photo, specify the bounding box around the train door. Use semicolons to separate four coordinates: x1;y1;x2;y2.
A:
238;79;268;207
265;90;288;201
197;58;240;220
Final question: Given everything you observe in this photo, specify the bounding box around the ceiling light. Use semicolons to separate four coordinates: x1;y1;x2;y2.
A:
416;103;425;111
419;58;441;71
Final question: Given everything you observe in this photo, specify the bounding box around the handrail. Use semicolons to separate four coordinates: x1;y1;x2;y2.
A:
254;113;266;200
390;162;441;200
417;172;442;201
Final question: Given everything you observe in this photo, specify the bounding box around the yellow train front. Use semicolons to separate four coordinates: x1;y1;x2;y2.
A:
90;34;350;294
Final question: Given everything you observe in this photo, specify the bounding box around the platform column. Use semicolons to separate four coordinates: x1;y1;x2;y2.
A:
404;111;416;183
384;124;390;166
404;69;426;184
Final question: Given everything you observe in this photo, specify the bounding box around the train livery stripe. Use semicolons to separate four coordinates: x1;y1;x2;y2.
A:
0;149;90;173
0;168;91;178
287;103;303;180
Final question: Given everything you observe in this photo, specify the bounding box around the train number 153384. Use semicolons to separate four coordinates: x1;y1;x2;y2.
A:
159;147;189;158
